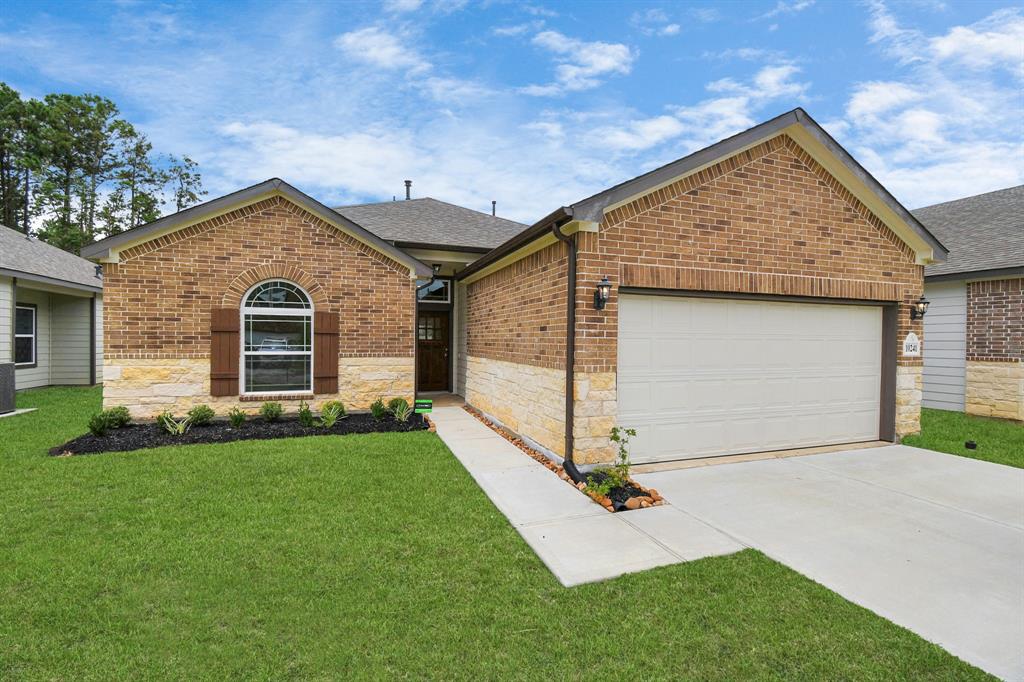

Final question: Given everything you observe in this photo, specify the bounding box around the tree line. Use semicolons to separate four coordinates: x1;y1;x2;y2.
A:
0;83;207;254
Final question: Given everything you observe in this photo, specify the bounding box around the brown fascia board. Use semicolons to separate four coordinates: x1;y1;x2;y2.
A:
392;241;491;254
81;178;433;278
454;206;572;281
459;109;949;281
925;265;1024;282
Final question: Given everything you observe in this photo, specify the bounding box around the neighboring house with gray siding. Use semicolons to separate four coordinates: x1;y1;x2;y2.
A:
913;185;1023;421
0;225;104;391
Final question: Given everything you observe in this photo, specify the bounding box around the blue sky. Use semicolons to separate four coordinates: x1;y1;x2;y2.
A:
1;0;1022;223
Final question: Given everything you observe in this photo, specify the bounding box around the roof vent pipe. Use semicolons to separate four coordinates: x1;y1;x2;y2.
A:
491;200;496;216
404;180;412;200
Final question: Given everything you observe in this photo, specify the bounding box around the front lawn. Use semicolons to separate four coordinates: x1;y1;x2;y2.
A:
903;407;1024;469
1;387;989;679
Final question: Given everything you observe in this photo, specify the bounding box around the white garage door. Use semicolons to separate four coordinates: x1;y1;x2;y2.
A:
618;294;882;463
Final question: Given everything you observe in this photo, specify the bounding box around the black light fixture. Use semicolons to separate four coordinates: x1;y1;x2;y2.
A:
910;295;930;320
594;276;612;310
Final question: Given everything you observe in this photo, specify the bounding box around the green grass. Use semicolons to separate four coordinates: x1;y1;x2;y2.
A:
1;387;989;680
903;407;1024;469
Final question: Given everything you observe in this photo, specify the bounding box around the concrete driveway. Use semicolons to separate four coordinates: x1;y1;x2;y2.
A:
634;445;1024;681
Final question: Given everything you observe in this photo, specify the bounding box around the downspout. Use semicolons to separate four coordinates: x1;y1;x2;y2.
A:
89;293;97;386
552;217;583;483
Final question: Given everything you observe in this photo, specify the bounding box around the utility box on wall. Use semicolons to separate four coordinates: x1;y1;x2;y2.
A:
0;363;14;414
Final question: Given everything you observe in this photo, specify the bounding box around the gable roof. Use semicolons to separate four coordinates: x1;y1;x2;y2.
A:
80;178;433;278
335;197;528;252
912;185;1024;279
0;224;103;292
459;108;948;282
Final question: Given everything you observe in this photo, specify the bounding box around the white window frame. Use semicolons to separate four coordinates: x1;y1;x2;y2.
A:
15;304;37;367
239;280;314;396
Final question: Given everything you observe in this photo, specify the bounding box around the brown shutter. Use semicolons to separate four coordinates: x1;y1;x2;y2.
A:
210;307;240;396
314;310;339;394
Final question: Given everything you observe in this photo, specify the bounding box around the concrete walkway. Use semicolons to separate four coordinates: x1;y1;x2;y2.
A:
429;405;743;586
635;445;1024;681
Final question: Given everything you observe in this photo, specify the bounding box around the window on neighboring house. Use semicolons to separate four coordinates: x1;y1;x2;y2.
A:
15;304;36;366
241;280;312;394
417;279;451;303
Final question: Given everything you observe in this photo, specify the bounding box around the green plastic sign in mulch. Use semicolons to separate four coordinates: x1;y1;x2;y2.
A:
414;399;432;414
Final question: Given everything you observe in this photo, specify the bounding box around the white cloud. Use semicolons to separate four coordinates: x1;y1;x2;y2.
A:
929;8;1024;72
630;9;681;36
846;81;921;123
702;47;786;61
334;26;430;73
690;7;721;23
591;115;686;151
492;23;534;37
383;0;422;12
522;30;635;95
755;0;815;21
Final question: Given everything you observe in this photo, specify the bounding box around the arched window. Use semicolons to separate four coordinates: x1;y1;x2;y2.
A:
241;280;313;394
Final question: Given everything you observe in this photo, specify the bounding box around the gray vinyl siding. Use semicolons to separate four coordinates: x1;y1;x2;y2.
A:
95;294;103;382
14;288;50;390
49;294;93;385
0;276;11;363
923;280;967;411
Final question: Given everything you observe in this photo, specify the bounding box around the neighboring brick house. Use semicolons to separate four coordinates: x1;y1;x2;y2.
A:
913;186;1023;421
84;108;949;466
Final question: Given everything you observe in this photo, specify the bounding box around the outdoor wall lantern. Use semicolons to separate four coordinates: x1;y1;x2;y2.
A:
910;295;930;320
594;276;612;310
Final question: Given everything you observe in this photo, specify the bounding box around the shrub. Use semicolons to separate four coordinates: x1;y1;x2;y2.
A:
106;406;132;428
260;401;283;422
228;407;246;428
609;426;637;482
187;404;215;426
88;412;112;437
320;400;346;418
370;397;388;421
297;401;315;427
585;468;618;499
159;412;192;436
319;403;344;429
390;398;412;423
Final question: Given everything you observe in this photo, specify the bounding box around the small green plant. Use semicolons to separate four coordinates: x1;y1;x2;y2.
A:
609;426;637;482
319;402;344;429
584;468;618;499
260;401;283;422
187;404;215;426
106;406;132;428
88;412;112;437
159;412;192;436
228;407;246;428
320;400;346;418
370;397;388;421
390;398;412;423
297;401;315;427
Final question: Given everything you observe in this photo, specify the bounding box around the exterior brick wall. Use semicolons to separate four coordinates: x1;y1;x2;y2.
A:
461;133;928;463
102;195;416;416
465;241;567;368
966;278;1023;362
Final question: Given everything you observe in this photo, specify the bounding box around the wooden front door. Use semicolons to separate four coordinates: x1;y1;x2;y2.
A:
417;310;450;392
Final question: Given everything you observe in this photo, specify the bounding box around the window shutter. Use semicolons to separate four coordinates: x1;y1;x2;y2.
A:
210;307;239;396
314;310;339;394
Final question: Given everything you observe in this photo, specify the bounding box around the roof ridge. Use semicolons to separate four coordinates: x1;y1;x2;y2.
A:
912;184;1024;212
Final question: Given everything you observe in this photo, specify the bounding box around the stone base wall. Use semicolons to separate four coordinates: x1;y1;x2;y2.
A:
966;360;1023;421
896;365;922;438
103;356;414;419
573;372;617;464
464;355;565;457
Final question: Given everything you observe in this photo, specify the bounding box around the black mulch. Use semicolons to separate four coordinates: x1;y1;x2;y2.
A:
586;469;650;510
51;413;428;456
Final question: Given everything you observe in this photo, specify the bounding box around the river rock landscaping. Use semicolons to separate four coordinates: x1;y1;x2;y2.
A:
51;412;429;456
462;405;663;513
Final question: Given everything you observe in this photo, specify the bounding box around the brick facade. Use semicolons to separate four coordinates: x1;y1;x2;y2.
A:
102;195;416;417
965;278;1023;421
966;278;1023;362
463;133;927;464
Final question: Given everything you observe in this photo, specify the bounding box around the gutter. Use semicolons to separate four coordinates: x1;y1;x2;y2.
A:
551;212;584;483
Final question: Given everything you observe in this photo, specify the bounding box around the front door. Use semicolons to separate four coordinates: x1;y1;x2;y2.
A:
417;310;450;392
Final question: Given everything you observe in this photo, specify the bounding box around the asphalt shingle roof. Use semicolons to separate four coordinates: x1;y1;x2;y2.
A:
912;185;1024;277
334;197;529;251
0;224;103;290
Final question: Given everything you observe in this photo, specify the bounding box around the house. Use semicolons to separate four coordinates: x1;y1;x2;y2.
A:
1;224;104;392
81;108;947;466
913;186;1023;421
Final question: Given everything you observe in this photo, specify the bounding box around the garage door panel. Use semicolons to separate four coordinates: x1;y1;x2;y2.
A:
618;294;882;463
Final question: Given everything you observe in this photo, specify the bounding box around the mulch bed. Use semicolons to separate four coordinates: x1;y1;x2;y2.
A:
51;413;429;456
462;405;663;513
